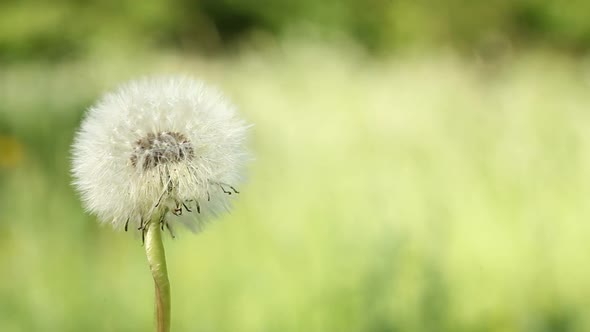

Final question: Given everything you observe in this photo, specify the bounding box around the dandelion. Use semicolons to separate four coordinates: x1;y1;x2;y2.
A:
71;76;249;332
0;135;24;169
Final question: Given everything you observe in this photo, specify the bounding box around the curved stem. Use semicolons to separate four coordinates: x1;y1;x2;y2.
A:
145;219;171;332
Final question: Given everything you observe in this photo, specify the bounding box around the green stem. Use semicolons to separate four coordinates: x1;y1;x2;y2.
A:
145;219;171;332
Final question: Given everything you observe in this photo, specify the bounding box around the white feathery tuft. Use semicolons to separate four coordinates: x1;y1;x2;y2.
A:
71;76;249;235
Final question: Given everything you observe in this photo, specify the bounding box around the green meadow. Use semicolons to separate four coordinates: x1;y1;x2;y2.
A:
1;42;590;331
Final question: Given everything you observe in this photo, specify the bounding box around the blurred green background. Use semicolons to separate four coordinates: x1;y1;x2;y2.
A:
2;1;590;331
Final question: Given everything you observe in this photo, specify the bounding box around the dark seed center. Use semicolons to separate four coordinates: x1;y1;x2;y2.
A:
130;131;194;170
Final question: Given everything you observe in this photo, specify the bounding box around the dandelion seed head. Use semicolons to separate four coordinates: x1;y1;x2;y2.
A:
71;76;249;233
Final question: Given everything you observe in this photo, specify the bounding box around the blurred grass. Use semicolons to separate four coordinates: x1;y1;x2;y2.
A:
2;42;590;331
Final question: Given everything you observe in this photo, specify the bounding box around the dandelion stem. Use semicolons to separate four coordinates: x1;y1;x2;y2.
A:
145;217;171;332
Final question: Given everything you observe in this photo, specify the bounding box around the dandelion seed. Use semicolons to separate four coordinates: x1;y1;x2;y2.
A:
71;75;249;234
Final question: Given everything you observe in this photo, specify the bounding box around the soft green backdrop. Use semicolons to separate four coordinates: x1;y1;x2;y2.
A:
2;2;590;332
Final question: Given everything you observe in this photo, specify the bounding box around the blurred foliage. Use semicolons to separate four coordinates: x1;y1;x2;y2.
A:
3;0;590;63
2;42;590;330
3;0;590;330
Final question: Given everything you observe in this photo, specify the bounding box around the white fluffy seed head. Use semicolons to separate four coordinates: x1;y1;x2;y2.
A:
71;76;249;234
